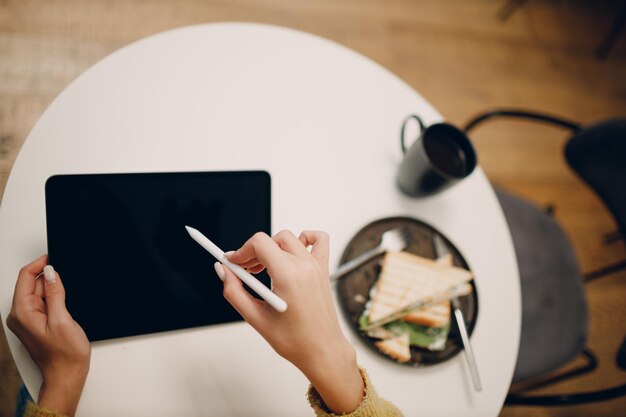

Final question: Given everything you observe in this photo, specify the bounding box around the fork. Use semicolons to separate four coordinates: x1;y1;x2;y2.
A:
330;228;410;282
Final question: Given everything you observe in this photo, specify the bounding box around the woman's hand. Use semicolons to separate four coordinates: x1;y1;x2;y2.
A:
6;255;91;417
216;230;364;414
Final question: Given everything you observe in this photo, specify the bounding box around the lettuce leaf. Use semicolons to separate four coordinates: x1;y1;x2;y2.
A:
360;315;449;350
383;321;449;349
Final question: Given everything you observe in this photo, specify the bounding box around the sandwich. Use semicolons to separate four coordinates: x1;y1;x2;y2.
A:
359;251;473;360
375;333;411;363
395;253;464;328
367;251;472;324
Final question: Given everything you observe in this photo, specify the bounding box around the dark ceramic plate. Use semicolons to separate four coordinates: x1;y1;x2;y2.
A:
336;217;479;367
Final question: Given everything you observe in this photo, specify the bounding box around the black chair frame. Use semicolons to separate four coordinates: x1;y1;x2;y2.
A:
464;109;626;282
464;108;626;406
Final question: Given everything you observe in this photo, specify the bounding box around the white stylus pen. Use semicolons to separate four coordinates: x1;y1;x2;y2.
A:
185;226;288;313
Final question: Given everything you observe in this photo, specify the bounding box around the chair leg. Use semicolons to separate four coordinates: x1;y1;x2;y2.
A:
510;348;597;394
617;335;626;371
583;259;626;282
498;0;528;21
506;348;626;406
596;1;626;59
506;383;626;406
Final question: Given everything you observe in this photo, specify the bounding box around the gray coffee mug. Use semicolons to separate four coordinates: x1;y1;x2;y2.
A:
397;115;477;197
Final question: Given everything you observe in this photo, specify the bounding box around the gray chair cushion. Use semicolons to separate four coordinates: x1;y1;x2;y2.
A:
495;188;588;382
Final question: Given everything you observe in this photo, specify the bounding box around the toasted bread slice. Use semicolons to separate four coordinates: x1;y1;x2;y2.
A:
368;251;472;323
366;326;394;340
375;332;411;362
402;301;450;327
402;253;463;327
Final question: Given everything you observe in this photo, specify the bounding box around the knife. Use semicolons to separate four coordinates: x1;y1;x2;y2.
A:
433;233;482;392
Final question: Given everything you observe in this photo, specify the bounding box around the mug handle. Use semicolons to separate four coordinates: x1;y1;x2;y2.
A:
400;114;426;154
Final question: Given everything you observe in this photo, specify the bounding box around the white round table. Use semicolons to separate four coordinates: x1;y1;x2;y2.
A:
0;23;521;417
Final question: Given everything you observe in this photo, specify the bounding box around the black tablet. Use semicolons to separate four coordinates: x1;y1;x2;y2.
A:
45;171;271;342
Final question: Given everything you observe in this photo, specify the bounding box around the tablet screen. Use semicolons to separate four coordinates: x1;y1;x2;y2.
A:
45;171;271;342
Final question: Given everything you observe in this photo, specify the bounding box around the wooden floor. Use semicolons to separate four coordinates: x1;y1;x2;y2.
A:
1;0;625;416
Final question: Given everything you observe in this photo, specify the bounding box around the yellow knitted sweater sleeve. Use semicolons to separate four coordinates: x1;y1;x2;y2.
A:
307;368;404;417
23;402;67;417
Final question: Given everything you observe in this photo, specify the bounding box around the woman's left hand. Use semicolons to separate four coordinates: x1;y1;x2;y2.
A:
6;255;91;417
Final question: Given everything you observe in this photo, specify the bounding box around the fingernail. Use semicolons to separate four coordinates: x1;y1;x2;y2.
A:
43;265;56;283
214;262;225;281
224;251;235;258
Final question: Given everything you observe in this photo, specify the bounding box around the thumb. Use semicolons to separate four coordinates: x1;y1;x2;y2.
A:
43;265;69;318
215;262;267;330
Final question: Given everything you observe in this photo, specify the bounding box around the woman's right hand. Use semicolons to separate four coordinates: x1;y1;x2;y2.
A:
216;230;364;414
6;255;91;417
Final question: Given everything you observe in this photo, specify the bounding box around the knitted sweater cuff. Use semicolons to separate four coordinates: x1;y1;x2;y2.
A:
23;401;68;417
307;367;403;417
